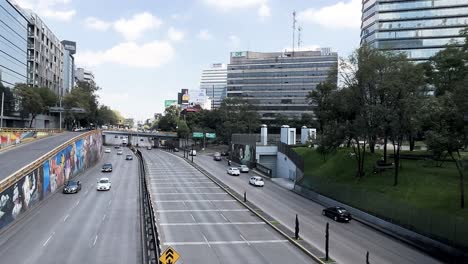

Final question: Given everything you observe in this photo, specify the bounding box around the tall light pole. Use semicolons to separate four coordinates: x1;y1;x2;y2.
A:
59;96;62;130
1;92;4;129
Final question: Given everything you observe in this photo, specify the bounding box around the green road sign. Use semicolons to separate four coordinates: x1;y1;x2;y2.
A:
205;133;216;139
192;132;203;138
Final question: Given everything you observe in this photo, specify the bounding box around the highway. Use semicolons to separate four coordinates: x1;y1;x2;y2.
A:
0;132;84;180
180;151;442;264
142;149;315;264
0;137;141;264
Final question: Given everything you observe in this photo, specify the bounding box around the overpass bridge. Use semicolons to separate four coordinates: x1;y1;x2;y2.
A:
102;130;178;145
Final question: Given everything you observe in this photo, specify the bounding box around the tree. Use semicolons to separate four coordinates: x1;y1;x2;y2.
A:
177;119;190;139
96;105;118;126
14;84;44;127
158;105;180;131
63;81;99;129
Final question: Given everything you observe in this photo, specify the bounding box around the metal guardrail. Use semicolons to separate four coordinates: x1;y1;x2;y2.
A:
136;149;161;263
0;130;95;193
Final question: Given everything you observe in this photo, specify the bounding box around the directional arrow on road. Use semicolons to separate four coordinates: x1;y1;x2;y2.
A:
160;246;180;264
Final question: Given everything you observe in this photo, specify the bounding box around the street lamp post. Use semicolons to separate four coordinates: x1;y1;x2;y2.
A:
191;144;194;163
1;92;4;129
59;96;62;130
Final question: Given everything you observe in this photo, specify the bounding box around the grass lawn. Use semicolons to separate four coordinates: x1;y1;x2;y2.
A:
295;147;468;247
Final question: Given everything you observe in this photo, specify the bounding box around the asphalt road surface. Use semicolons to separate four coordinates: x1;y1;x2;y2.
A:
180;152;442;264
0;142;141;264
0;132;84;180
142;149;315;264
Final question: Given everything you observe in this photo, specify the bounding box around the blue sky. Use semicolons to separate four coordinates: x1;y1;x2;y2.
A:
13;0;361;121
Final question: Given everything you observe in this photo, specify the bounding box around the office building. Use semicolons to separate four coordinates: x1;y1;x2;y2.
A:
0;0;28;88
75;67;95;86
200;63;227;109
61;40;76;93
25;10;64;96
227;49;338;120
361;0;468;61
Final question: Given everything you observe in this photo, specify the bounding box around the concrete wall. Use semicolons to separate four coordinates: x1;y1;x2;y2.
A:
33;114;60;129
276;152;297;181
0;131;102;231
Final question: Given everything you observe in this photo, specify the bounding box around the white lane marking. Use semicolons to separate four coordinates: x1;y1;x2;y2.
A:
42;232;55;247
157;209;248;213
150;177;207;180
75;200;80;206
154;193;227;195
182;201;187;208
164;240;289;246
155;200;236;203
63;214;70;222
240;234;251;246
220;213;228;222
203;235;211;248
160;222;266;226
102;214;106;221
93;235;98;246
108;199;112;207
190;214;196;222
152;187;221;189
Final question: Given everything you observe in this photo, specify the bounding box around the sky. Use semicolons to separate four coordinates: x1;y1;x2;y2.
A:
12;0;362;122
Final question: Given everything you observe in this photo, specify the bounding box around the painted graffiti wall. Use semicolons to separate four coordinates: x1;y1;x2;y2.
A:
0;132;102;230
0;131;50;149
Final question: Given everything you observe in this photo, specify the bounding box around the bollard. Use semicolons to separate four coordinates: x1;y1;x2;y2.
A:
326;222;329;261
295;214;299;240
366;251;370;264
244;191;246;202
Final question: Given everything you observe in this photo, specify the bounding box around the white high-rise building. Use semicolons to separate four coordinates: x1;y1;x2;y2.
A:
199;63;227;109
75;67;95;87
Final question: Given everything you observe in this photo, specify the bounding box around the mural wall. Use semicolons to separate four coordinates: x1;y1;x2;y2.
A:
231;143;256;167
0;132;102;230
0;131;51;149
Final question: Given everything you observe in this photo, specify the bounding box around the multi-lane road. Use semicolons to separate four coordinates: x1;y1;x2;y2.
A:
0;132;84;180
173;151;442;264
0;137;141;264
142;149;315;264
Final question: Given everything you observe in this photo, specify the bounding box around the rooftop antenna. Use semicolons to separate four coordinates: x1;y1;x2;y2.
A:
292;11;297;56
298;25;302;50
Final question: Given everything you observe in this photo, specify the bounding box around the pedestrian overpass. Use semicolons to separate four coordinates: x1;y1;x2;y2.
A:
102;130;178;145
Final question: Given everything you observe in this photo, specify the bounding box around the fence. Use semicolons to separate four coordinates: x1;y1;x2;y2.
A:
255;163;272;177
277;142;304;171
298;177;468;250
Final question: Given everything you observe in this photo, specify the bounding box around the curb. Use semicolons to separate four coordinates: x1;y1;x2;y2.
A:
163;149;328;264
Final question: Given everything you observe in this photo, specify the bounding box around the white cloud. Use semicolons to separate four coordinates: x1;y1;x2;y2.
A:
84;17;111;31
258;4;271;19
12;0;76;21
113;12;163;40
76;41;175;68
167;27;185;42
203;0;266;10
197;29;213;40
228;34;240;48
298;0;361;29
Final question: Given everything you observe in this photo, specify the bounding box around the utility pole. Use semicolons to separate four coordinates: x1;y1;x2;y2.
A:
292;11;297;56
1;92;4;129
59;96;62;130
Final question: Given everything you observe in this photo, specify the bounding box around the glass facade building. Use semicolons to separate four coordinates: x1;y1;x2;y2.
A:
0;0;27;87
200;63;227;109
227;49;338;120
361;0;468;61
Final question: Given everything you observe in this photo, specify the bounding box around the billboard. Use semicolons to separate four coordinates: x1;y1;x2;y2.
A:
181;89;189;104
188;90;207;106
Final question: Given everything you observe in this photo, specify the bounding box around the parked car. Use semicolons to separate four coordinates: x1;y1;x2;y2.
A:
173;148;179;152
104;148;111;153
126;154;133;160
97;177;111;191
213;152;222;161
239;165;249;173
221;151;229;156
227;167;240;176
249;176;264;187
63;180;82;194
190;150;197;156
147;146;152;150
101;163;113;172
117;150;123;155
322;206;352;222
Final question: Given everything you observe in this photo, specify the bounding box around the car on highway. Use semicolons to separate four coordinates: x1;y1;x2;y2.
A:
117;150;123;155
190;150;197;156
114;135;118;138
213;152;222;161
249;176;264;187
63;180;82;194
140;138;144;141
239;165;249;173
174;148;179;152
147;146;152;150
101;163;113;172
227;167;240;176
221;151;229;156
104;148;111;153
114;145;120;149
126;154;133;160
97;177;111;191
322;206;352;222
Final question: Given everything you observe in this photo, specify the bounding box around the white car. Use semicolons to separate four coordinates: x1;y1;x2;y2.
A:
104;148;111;153
249;176;264;187
97;177;111;191
239;165;249;173
117;150;123;155
227;167;240;176
190;150;197;156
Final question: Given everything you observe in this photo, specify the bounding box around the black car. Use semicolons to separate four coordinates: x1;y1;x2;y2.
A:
101;163;113;172
322;206;352;222
213;152;222;161
126;155;133;160
114;146;120;149
140;138;144;141
63;180;81;194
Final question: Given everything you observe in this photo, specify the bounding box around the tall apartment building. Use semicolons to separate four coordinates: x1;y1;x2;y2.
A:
227;49;338;120
25;11;64;96
61;40;76;93
0;0;28;88
200;63;227;109
75;67;95;86
361;0;468;61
